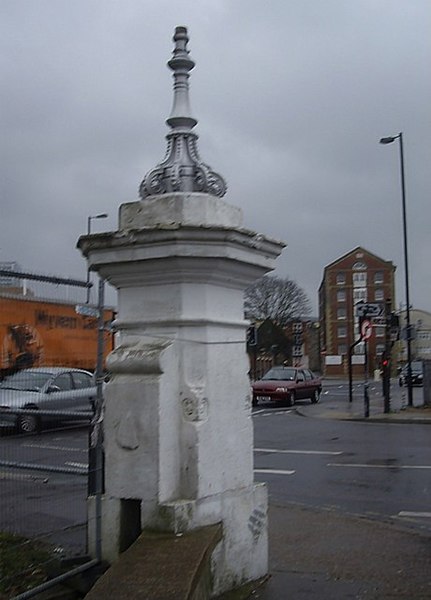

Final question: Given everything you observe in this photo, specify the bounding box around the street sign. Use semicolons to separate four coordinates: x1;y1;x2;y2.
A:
355;302;384;317
371;317;387;326
361;319;373;340
75;304;100;318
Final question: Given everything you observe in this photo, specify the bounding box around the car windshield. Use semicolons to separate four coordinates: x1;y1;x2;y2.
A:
0;371;52;392
261;367;296;381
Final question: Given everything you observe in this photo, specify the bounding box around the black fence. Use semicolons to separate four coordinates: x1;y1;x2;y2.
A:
0;270;106;599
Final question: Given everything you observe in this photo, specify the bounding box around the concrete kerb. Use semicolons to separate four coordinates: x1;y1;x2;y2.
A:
295;394;431;424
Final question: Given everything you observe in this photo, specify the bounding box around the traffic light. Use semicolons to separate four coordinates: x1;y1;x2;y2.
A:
381;351;390;370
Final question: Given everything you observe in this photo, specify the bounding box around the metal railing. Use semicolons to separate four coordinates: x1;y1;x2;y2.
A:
0;270;106;599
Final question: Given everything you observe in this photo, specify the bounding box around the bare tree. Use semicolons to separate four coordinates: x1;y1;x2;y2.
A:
244;275;311;326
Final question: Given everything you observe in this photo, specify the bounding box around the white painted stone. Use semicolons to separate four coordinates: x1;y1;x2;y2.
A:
78;195;284;593
120;192;242;230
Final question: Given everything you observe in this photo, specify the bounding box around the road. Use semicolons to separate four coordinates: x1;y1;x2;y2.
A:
0;425;89;557
253;395;431;534
0;381;430;559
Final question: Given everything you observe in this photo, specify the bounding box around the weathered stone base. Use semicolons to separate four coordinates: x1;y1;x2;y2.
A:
156;483;268;596
88;482;268;597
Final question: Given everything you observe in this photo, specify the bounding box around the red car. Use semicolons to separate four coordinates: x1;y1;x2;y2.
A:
252;366;322;407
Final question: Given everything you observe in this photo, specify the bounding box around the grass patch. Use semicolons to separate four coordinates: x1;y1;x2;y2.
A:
0;531;58;598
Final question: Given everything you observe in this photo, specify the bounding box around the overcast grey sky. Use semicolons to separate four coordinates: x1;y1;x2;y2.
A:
1;0;430;313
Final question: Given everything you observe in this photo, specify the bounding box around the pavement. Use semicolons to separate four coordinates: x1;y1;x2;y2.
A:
296;378;431;424
245;380;431;600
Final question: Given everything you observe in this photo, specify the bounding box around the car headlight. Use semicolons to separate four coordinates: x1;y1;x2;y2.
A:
275;387;288;392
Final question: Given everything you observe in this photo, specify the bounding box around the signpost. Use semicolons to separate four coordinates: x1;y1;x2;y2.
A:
360;318;373;418
75;304;100;318
356;302;384;318
361;319;373;340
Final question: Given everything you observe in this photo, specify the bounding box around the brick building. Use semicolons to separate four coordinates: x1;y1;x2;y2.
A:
319;247;396;377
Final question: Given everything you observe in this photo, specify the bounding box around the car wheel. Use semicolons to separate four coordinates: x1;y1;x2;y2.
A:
17;410;40;434
310;389;321;404
285;392;295;407
399;379;403;387
252;396;259;407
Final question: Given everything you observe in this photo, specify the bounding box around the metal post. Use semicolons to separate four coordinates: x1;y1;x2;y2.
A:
87;277;106;561
364;339;369;418
380;133;413;406
86;216;91;303
348;337;364;403
94;277;105;561
86;213;108;304
383;299;392;413
398;133;413;407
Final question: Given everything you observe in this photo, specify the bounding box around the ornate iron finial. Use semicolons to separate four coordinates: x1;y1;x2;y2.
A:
139;26;227;199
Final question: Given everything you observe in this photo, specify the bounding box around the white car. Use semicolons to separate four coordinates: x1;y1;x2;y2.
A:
0;367;96;433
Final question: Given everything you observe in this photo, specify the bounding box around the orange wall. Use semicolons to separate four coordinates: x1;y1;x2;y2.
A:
0;296;114;372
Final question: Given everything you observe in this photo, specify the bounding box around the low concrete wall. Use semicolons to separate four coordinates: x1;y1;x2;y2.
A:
85;524;222;600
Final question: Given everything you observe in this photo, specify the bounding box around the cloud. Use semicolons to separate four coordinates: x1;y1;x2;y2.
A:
1;0;430;313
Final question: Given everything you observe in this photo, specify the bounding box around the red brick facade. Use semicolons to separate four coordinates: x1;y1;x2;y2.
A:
319;247;395;378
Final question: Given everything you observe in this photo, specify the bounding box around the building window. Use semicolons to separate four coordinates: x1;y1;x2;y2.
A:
337;307;347;320
375;289;384;301
418;331;431;340
353;288;367;302
375;327;385;337
376;344;385;355
353;272;367;287
337;326;347;338
338;344;347;355
352;261;367;270
336;272;346;284
293;322;303;333
293;345;302;357
337;289;346;302
374;271;384;284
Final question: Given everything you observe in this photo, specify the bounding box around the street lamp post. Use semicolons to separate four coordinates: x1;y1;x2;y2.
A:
86;213;108;303
379;132;413;407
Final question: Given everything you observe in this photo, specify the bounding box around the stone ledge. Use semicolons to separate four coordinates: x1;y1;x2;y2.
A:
84;524;222;600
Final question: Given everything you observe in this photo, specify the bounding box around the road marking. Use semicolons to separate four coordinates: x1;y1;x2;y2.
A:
65;461;88;469
327;463;431;470
397;511;431;518
255;448;343;456
0;470;48;482
22;443;86;453
254;468;295;476
252;409;292;417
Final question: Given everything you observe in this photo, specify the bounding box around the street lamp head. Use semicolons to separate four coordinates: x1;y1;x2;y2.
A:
93;213;108;219
379;136;396;145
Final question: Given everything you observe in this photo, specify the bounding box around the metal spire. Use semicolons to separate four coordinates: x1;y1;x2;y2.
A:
139;26;227;199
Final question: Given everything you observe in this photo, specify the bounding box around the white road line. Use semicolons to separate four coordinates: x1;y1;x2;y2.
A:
254;468;295;476
255;448;343;456
22;443;86;453
397;511;431;518
252;409;292;416
65;461;88;469
327;463;431;470
0;471;48;482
